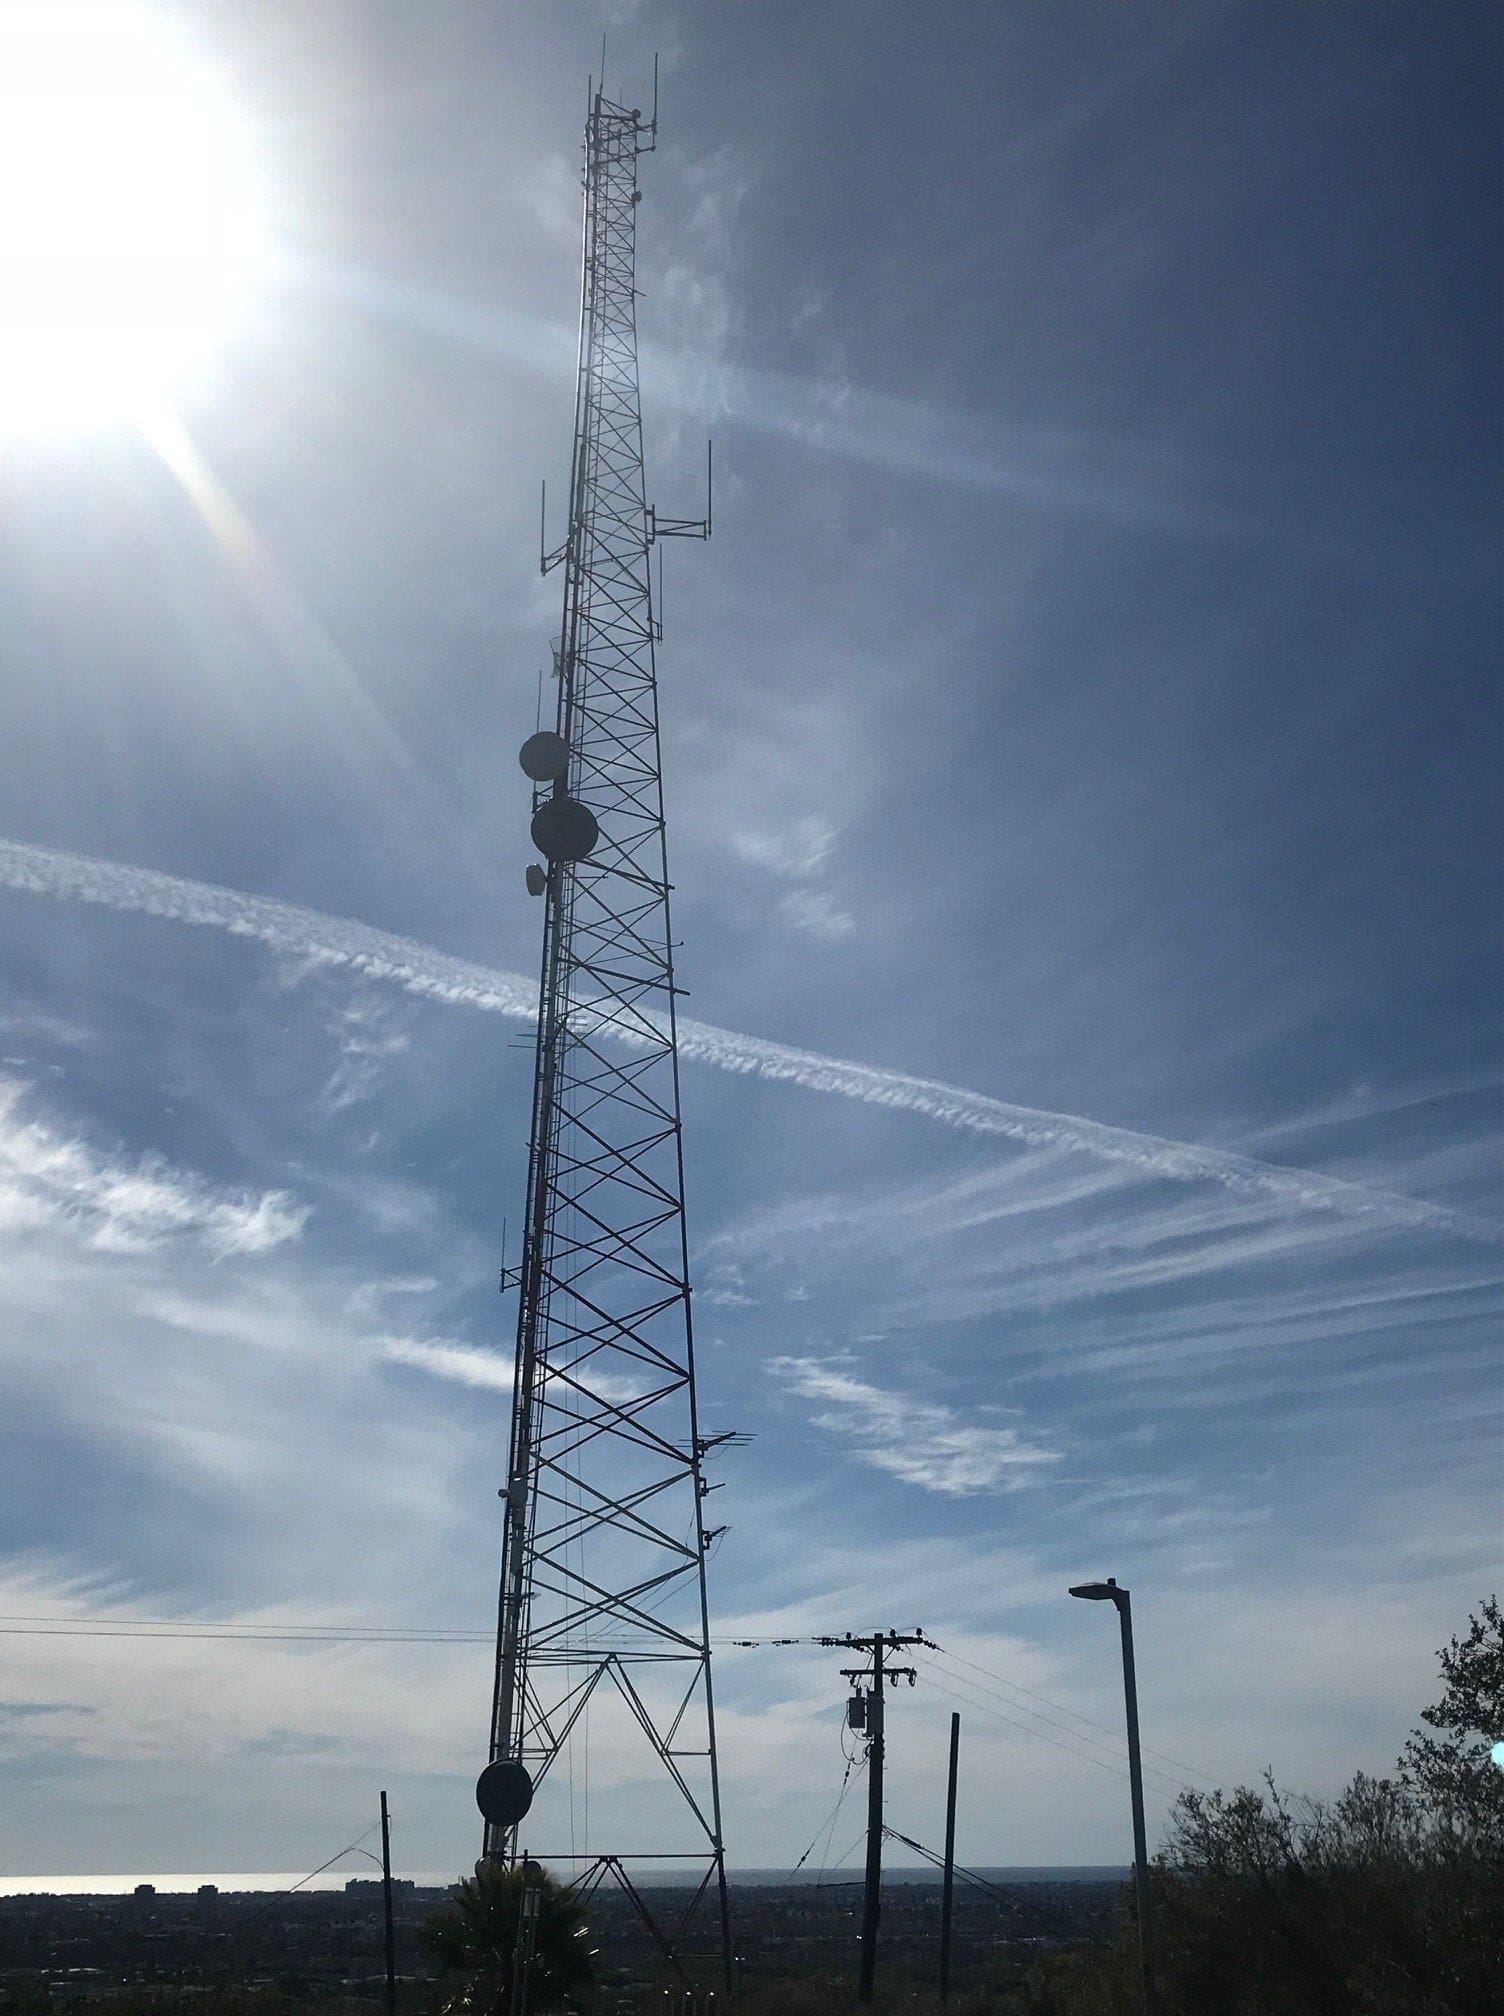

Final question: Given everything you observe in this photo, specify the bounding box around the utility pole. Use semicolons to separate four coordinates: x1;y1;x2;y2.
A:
822;1630;929;2006
939;1712;960;2002
860;1633;886;2006
379;1790;396;2016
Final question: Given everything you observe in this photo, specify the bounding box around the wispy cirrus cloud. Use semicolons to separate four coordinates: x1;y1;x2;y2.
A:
730;816;838;881
0;1557;481;1774
770;1354;1060;1496
382;1335;658;1412
730;815;855;939
0;1077;305;1259
0;1076;495;1653
708;1146;1501;1439
0;993;95;1055
0;837;1490;1242
776;886;856;942
381;1336;511;1392
314;993;413;1117
314;257;1332;551
705;1140;1501;1313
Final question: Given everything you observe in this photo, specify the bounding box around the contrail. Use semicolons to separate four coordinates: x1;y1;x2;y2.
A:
0;837;1492;1244
0;838;539;1020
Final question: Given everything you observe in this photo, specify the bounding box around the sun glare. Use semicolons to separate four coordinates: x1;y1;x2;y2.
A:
0;3;268;433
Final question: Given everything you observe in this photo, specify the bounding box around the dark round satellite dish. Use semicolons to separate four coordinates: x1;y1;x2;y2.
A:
519;731;569;783
476;1759;534;1827
531;796;599;863
524;863;547;897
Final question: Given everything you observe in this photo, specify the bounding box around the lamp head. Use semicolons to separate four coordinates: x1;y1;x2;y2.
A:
1069;1578;1123;1602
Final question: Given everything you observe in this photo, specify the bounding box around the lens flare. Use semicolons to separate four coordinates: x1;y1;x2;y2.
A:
0;2;269;432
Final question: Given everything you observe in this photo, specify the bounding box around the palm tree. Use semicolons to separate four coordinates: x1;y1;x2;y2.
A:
421;1861;597;2015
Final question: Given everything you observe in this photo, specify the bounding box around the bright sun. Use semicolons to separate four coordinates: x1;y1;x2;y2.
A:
0;3;268;433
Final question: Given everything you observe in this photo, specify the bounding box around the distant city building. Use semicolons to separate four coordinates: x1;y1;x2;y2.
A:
132;1884;155;1899
344;1878;414;1896
197;1884;218;1900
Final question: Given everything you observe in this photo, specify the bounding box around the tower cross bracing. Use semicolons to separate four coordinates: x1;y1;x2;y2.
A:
482;81;731;1991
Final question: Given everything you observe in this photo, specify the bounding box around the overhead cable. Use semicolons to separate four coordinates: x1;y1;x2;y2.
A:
920;1648;1191;1793
914;1653;1187;1800
932;1641;1217;1786
881;1825;1099;1940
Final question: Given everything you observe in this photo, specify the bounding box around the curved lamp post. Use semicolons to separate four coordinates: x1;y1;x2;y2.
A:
1069;1577;1157;2014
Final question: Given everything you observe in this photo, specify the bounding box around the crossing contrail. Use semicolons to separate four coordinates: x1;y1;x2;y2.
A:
0;836;1492;1244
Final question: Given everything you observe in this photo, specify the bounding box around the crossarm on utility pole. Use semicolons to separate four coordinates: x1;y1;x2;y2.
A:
818;1628;929;2007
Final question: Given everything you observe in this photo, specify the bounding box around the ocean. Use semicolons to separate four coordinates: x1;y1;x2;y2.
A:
0;1866;1128;1898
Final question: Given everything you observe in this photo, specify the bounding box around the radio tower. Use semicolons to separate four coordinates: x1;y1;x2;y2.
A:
475;74;732;1992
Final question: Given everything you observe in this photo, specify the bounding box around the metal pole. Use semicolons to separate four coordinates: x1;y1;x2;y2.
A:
1114;1589;1157;2015
512;1855;539;2016
379;1790;396;2016
858;1637;885;2004
939;1711;960;2002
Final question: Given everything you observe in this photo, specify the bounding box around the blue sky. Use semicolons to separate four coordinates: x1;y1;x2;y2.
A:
0;0;1498;1882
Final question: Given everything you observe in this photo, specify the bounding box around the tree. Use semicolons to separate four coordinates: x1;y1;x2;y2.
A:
1008;1595;1504;2014
1151;1775;1352;2015
1401;1594;1504;1848
421;1862;597;2016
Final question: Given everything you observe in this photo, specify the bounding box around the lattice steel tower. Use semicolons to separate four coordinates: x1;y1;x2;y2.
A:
476;78;732;1990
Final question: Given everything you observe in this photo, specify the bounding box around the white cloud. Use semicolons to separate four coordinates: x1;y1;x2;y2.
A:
203;1189;309;1258
315;993;412;1116
704;1146;1502;1421
0;1082;495;1612
343;1273;441;1320
0;1077;306;1260
778;887;857;941
522;151;579;243
382;1335;655;1411
1;837;1489;1240
0;995;94;1051
770;1354;1059;1496
731;816;838;881
381;1336;511;1392
0;1558;481;1772
729;802;855;940
647;140;750;424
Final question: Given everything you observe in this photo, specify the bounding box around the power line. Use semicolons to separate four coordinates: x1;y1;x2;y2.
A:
793;1719;860;1874
0;1615;854;1648
914;1653;1187;1801
238;1825;385;1924
0;1621;490;1644
811;1756;865;1889
921;1648;1191;1796
0;1617;1216;1796
920;1654;1186;1799
822;1827;869;1883
923;1649;1148;1776
880;1826;1098;1941
931;1642;1216;1786
809;1628;930;2004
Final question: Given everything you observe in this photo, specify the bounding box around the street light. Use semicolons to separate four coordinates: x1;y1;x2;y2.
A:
1070;1577;1157;2015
